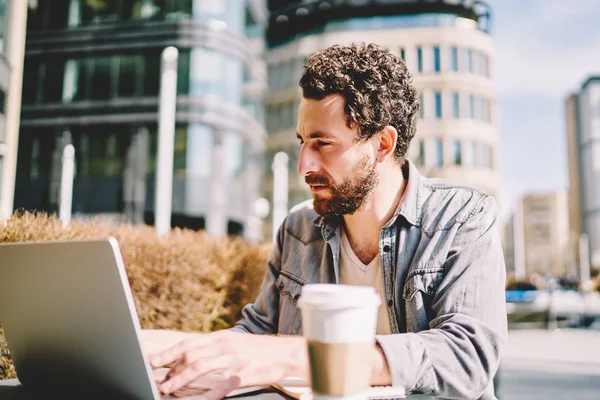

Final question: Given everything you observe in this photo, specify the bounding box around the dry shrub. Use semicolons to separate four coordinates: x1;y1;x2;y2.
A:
0;212;272;379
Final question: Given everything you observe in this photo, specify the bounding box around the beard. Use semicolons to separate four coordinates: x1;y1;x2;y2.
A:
306;154;379;218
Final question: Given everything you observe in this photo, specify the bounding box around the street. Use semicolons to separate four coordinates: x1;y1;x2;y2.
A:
496;329;600;399
498;366;600;399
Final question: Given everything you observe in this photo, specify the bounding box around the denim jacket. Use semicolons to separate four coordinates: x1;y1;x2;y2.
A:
231;160;508;399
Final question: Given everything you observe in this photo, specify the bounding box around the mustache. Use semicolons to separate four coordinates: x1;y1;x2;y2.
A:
305;174;331;186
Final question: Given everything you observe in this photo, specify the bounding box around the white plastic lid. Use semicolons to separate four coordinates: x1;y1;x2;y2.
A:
298;284;381;310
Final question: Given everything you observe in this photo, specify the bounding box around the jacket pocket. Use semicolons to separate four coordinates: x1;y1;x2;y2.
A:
402;267;444;330
402;267;445;301
276;272;304;335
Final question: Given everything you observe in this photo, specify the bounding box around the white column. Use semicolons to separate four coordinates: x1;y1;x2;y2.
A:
59;145;75;228
68;0;81;27
207;132;226;237
155;47;178;237
272;151;289;241
0;0;28;223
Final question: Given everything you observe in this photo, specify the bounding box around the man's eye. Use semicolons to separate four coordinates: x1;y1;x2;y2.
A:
317;141;331;147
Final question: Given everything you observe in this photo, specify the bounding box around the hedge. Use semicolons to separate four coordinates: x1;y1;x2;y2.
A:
0;212;271;380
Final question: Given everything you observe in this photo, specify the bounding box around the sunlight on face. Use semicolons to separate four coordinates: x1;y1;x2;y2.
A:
296;94;379;217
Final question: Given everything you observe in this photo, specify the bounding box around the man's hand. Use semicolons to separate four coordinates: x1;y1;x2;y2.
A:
139;329;193;357
371;342;392;386
149;330;309;398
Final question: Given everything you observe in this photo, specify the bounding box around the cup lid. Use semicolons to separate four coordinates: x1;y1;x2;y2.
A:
297;284;381;310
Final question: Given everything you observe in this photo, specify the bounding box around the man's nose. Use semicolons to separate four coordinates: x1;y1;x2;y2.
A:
297;145;319;177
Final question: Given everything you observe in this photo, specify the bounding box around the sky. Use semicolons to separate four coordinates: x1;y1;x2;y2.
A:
490;0;600;220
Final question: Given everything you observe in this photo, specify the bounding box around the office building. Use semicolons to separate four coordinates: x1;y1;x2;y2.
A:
566;76;600;269
15;0;267;239
262;0;498;234
506;190;571;279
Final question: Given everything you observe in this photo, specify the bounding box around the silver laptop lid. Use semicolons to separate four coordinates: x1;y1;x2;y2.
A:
0;237;160;399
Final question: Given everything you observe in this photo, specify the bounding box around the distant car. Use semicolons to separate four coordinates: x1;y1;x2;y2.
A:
505;290;539;303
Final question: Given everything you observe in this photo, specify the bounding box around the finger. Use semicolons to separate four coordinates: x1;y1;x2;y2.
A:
158;355;232;395
194;375;242;400
161;346;225;383
150;334;213;368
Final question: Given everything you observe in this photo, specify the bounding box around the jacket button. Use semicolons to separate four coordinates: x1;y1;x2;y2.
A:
387;300;393;307
383;245;391;252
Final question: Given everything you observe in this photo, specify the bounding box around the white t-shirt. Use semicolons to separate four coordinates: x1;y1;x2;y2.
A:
339;226;391;335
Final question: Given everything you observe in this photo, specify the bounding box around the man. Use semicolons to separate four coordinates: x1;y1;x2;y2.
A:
144;43;507;399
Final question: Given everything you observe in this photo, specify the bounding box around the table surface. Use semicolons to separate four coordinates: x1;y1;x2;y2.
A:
0;379;433;399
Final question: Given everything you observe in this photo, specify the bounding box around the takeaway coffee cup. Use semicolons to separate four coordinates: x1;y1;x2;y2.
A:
298;284;381;400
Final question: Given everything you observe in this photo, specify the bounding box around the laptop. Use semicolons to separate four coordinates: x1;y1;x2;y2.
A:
0;237;267;399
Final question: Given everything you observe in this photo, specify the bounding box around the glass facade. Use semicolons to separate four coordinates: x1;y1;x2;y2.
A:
22;46;246;105
17;0;261;234
27;0;241;31
417;46;423;73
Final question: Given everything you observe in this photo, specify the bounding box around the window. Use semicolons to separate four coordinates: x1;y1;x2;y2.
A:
0;89;5;114
480;144;489;169
89;56;114;100
469;94;475;119
42;60;66;103
88;127;127;177
471;142;479;167
452;92;460;118
479;53;487;76
400;48;405;61
176;49;191;95
466;49;473;73
419;92;424;119
281;102;294;130
118;54;140;97
436;139;444;167
417;47;423;73
480;98;487;122
450;46;458;72
433;46;440;72
23;59;41;105
173;125;188;172
46;0;70;29
417;140;425;166
30;136;41;179
81;0;120;25
434;91;442;119
454;140;462;165
143;52;161;96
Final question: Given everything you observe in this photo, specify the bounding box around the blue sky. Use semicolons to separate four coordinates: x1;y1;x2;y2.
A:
490;0;600;219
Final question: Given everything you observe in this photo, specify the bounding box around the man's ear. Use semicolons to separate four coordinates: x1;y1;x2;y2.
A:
374;126;398;163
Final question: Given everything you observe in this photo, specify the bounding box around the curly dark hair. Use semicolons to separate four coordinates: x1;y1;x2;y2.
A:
299;42;420;164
